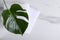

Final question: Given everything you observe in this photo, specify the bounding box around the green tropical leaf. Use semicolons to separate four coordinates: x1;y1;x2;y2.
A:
2;4;29;35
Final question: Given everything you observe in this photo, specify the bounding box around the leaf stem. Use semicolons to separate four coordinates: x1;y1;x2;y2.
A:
3;0;8;10
3;0;12;15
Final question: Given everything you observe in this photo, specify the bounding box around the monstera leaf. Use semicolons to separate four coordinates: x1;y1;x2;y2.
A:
2;4;29;35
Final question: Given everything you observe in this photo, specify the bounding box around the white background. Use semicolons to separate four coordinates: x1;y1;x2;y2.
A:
1;0;60;40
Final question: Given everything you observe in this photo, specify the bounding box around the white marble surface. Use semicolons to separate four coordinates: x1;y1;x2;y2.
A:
1;0;60;40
